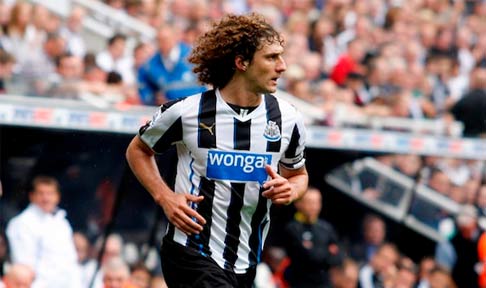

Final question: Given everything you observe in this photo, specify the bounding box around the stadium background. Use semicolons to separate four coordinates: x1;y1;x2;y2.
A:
1;0;486;287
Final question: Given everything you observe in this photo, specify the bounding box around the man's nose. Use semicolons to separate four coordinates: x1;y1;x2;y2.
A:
276;57;287;72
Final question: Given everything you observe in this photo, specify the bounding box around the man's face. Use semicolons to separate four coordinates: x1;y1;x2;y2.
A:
296;189;322;223
109;39;126;60
29;183;60;213
157;27;177;56
244;41;287;94
103;270;128;288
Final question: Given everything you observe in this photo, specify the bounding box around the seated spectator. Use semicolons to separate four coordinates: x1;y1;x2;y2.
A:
283;187;343;287
73;231;97;288
409;168;452;231
349;214;387;264
330;38;367;86
102;257;135;288
329;258;359;288
129;262;151;288
428;266;457;288
59;6;87;58
96;33;135;85
137;24;205;105
89;233;126;288
5;175;81;288
477;185;486;217
46;52;84;98
16;32;66;96
254;246;288;288
0;2;42;69
0;49;15;93
449;64;486;137
416;256;436;288
1;263;35;288
392;256;418;288
435;204;483;288
394;154;422;179
358;243;400;288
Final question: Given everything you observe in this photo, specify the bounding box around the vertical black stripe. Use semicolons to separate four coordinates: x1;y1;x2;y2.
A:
223;183;245;269
234;118;251;150
248;187;269;266
265;94;282;152
187;177;215;256
152;117;182;153
166;222;175;240
198;90;217;149
285;124;301;158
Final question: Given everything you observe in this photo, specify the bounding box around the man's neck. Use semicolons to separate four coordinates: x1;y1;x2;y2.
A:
219;78;262;107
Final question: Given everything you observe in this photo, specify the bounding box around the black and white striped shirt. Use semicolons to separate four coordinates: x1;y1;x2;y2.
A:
139;89;306;273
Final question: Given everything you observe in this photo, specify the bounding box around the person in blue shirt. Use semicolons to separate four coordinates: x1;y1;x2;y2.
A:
137;24;206;105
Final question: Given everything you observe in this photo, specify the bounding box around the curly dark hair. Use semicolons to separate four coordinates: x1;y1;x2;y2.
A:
188;13;284;89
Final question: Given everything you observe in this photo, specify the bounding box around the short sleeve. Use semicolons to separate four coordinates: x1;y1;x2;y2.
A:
138;98;184;154
280;111;306;170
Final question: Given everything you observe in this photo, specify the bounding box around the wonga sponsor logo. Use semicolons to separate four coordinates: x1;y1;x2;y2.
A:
206;150;272;184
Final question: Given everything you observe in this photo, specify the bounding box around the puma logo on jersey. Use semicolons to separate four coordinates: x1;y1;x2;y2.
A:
199;122;215;135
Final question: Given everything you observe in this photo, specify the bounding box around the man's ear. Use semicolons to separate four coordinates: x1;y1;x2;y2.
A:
235;56;249;71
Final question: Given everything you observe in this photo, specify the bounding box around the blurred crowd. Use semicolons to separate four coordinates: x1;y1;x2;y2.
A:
2;0;486;287
0;0;485;136
0;175;468;288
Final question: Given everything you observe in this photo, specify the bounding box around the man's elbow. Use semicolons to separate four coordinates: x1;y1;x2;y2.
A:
126;136;154;161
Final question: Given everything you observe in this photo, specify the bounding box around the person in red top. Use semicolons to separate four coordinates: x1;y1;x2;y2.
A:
330;38;367;85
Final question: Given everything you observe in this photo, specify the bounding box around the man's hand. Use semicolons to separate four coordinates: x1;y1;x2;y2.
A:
158;193;206;236
262;164;297;205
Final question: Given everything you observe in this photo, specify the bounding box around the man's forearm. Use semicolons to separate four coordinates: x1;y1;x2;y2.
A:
126;136;173;204
282;165;309;202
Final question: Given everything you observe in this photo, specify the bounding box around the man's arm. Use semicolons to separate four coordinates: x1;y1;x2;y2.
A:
262;164;308;205
126;136;206;235
6;220;37;268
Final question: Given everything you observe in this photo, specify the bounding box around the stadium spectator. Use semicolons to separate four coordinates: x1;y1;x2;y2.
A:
0;2;41;67
349;213;387;264
392;256;418;288
90;233;125;288
416;256;436;288
73;231;97;288
0;49;15;93
428;267;457;288
477;185;486;217
5;175;82;288
254;246;288;288
102;257;134;288
449;64;486;137
16;32;66;96
283;187;343;287
132;42;154;72
129;262;151;288
328;258;359;288
1;263;35;288
358;243;400;288
46;52;84;98
409;168;452;230
96;34;135;85
435;204;484;288
137;24;205;105
330;38;367;85
60;6;87;58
